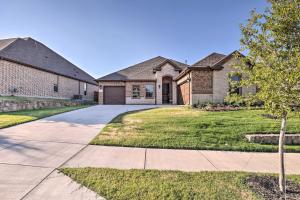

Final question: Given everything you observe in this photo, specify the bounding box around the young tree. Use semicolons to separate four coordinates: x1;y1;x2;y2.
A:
238;0;300;193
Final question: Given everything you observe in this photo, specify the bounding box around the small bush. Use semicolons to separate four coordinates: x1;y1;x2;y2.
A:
224;94;247;107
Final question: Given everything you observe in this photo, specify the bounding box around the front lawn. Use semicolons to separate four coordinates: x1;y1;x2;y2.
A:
90;107;300;152
0;105;88;129
61;168;300;200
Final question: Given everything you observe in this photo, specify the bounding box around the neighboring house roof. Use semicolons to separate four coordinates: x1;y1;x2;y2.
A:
97;56;189;81
0;37;97;85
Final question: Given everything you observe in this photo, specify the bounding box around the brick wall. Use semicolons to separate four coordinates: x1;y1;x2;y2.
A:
0;60;98;101
191;70;213;94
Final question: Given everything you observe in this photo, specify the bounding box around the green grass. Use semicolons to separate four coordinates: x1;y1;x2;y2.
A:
0;105;88;129
60;168;300;200
90;107;300;152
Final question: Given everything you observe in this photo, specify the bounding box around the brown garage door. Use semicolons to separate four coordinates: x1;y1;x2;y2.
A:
104;86;125;104
177;82;190;105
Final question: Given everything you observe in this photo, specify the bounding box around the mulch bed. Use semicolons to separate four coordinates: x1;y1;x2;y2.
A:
246;175;300;200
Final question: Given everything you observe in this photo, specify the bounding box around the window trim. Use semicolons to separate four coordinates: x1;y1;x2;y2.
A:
132;85;141;99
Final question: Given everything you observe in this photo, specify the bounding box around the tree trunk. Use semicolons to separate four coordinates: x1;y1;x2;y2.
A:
279;111;287;193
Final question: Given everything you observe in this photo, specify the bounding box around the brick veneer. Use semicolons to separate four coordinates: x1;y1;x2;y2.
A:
191;70;213;94
0;60;98;101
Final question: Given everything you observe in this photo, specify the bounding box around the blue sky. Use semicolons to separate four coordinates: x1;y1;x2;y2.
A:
0;0;268;78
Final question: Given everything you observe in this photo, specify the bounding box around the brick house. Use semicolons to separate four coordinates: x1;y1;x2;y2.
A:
97;52;256;105
0;37;98;101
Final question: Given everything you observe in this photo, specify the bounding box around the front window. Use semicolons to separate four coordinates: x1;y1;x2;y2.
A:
145;84;154;98
229;74;242;95
132;85;140;98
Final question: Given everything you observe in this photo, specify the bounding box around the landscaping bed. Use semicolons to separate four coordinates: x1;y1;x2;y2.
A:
61;168;300;200
246;175;300;200
91;107;300;152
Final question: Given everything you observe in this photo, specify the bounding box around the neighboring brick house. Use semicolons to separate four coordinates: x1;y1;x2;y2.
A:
0;37;98;101
97;51;256;105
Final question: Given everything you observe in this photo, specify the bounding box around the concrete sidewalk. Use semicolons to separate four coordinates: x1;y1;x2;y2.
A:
64;145;300;174
0;105;158;200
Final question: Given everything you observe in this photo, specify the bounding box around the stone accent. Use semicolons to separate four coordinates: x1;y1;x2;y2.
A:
0;60;98;101
246;134;300;145
0;98;87;113
212;58;239;103
191;70;213;94
192;94;213;105
212;57;256;103
155;63;180;105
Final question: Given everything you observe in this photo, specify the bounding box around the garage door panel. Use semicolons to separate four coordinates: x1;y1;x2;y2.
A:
178;82;190;105
104;86;125;105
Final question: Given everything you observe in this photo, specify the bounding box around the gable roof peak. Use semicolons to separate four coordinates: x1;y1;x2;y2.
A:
192;52;226;67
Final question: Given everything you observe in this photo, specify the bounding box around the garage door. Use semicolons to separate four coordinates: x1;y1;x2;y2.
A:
104;86;125;104
177;82;190;105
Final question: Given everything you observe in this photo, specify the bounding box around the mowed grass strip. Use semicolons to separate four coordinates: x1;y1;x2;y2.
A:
61;168;259;200
0;105;88;129
61;168;300;200
90;107;300;152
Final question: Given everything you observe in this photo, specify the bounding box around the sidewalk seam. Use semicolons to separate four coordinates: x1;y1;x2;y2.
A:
20;144;89;200
0;162;53;169
144;148;147;169
198;151;218;170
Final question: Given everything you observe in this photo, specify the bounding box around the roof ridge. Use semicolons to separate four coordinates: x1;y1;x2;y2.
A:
117;56;167;72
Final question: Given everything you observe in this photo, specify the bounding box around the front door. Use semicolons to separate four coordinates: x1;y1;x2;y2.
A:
162;83;170;104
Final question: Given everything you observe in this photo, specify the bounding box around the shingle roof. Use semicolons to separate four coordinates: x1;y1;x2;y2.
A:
0;38;17;51
98;56;188;81
192;52;226;68
0;37;97;85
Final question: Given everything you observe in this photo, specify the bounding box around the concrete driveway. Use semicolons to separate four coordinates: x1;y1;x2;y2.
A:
0;105;157;200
